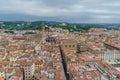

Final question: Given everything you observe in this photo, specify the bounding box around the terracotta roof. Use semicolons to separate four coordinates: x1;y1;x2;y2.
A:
0;78;4;80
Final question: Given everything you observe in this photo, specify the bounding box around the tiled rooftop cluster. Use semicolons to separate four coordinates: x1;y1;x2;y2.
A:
0;27;120;80
0;30;66;80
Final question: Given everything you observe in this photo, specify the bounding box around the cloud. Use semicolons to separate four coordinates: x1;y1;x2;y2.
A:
0;0;120;23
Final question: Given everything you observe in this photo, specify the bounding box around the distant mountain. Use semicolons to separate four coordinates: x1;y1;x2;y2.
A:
0;21;120;31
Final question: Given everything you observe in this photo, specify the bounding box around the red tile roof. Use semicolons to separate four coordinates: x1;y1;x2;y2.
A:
0;78;4;80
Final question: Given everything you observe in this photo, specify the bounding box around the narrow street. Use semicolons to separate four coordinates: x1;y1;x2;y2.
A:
59;45;70;80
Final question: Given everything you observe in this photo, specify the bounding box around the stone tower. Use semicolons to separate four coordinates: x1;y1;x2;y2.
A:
42;21;45;36
41;21;45;43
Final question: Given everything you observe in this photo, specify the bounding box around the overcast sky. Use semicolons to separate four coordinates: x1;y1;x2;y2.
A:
0;0;120;23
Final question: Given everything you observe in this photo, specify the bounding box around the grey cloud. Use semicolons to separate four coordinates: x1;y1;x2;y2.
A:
0;0;120;23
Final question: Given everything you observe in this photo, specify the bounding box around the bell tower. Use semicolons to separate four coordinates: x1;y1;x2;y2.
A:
41;21;45;43
42;21;45;36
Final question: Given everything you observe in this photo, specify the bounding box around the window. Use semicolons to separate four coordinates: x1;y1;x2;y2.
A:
73;45;75;47
65;45;67;47
69;45;71;47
